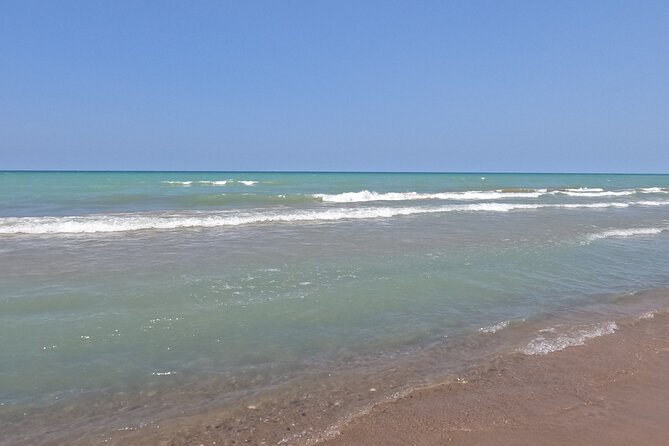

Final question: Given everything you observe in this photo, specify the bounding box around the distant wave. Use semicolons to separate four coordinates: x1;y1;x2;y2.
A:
563;187;604;192
313;187;669;203
2;200;668;235
522;321;618;355
554;190;635;197
313;190;544;202
544;187;668;197
162;180;258;186
638;187;668;193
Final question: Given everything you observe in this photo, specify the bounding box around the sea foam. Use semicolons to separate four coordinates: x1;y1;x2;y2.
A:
1;201;666;235
584;227;666;243
557;190;636;197
479;320;511;334
314;187;669;203
522;321;618;355
162;180;258;186
314;190;544;202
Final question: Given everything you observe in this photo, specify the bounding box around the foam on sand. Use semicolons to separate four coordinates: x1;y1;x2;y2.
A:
522;321;618;355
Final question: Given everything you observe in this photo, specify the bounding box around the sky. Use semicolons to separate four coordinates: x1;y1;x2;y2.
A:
1;1;668;172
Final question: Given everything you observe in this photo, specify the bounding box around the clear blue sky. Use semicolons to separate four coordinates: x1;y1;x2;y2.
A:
1;1;668;172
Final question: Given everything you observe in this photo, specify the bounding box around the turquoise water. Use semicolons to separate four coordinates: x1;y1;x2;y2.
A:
2;172;669;443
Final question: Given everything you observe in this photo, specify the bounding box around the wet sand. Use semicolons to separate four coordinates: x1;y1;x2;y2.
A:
322;312;669;446
24;308;669;445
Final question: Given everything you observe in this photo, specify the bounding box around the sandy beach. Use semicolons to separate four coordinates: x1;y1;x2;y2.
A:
323;312;669;446
72;306;669;446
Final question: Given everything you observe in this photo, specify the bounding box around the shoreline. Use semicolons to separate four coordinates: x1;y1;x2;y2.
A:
4;293;669;445
62;297;669;446
321;311;669;446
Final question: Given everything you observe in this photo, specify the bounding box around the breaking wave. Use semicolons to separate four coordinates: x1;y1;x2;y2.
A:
314;187;669;203
162;180;258;186
1;200;667;235
313;190;544;202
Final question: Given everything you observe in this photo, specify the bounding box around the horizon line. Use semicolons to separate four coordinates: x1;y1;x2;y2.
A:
1;170;668;175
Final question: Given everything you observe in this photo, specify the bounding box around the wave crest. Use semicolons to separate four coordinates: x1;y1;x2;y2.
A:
314;187;669;203
1;201;667;235
162;180;258;186
315;190;545;203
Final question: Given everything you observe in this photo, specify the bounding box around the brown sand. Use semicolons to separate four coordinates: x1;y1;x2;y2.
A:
322;313;669;446
58;311;669;445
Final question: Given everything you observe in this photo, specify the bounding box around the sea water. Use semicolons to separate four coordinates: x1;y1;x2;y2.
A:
1;172;669;443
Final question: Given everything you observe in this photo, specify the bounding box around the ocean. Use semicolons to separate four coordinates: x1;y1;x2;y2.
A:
1;171;669;444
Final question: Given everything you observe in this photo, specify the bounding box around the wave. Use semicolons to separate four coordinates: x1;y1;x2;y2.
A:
522;321;618;355
564;187;604;192
555;190;635;197
162;181;194;186
639;187;668;193
637;200;669;206
2;200;667;235
314;190;546;203
584;227;667;243
551;187;669;197
162;180;258;186
313;187;669;203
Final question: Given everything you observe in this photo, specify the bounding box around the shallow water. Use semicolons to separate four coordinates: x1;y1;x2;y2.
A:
1;172;669;443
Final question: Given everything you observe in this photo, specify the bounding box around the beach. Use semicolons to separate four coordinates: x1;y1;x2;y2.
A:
48;300;669;445
324;311;669;446
70;306;669;445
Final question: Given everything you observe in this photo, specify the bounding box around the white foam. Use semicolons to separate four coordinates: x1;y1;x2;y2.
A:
162;180;257;186
637;200;668;206
585;227;666;243
313;187;669;202
638;187;669;193
558;202;629;209
479;320;511;334
565;188;604;192
0;207;454;234
314;190;545;203
522;321;618;355
546;187;668;197
161;181;193;186
2;201;667;235
559;190;635;197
